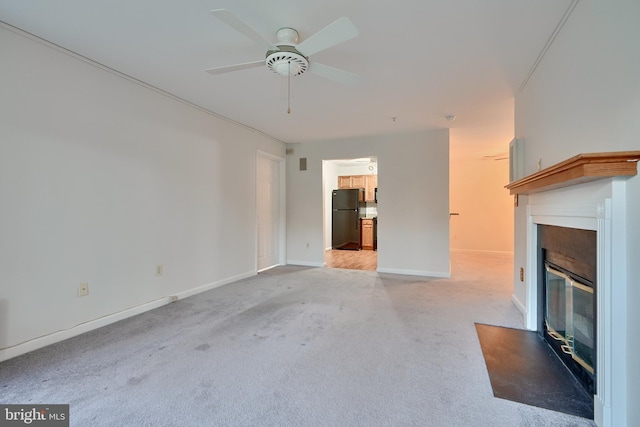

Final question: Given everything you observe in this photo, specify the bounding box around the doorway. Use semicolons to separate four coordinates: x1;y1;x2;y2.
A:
257;151;285;271
322;157;378;271
324;249;377;270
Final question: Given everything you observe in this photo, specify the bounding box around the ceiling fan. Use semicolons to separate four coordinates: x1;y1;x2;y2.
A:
206;9;362;87
483;152;509;161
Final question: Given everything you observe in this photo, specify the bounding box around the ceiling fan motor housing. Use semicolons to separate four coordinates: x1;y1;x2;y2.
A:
266;45;309;76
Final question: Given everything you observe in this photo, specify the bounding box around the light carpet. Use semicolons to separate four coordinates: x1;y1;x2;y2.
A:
0;252;595;426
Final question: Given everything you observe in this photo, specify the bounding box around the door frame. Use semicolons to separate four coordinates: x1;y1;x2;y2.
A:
256;150;286;272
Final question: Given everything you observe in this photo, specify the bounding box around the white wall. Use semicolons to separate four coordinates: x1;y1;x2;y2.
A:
449;156;513;253
514;1;640;425
0;26;285;359
287;130;450;277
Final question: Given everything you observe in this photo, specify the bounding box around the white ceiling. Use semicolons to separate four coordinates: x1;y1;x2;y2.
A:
0;0;571;152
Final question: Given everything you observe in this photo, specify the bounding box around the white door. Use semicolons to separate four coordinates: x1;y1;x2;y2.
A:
257;155;280;271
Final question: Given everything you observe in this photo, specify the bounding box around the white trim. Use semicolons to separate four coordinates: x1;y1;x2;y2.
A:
256;150;287;272
511;293;526;316
529;203;600;230
0;271;256;363
376;268;450;278
172;271;256;301
286;260;324;268
0;298;168;363
604;180;628;427
524;208;538;330
518;0;580;92
595;199;612;427
450;249;514;256
0;22;284;145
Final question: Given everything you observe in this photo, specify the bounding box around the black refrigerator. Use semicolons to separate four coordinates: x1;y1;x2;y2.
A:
332;188;364;250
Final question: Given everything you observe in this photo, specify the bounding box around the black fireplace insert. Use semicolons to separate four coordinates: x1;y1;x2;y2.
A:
539;225;596;395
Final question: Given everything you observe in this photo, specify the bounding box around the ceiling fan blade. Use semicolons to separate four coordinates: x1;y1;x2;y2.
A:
483;152;509;160
296;17;358;57
211;9;276;51
205;60;264;75
308;62;362;86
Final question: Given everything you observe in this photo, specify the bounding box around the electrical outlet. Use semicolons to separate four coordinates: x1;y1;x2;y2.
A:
520;267;524;282
78;282;89;297
155;264;163;277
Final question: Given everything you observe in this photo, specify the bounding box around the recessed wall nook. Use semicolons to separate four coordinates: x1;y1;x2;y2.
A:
506;151;640;427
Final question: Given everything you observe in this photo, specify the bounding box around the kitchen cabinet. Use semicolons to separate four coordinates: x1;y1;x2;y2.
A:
361;218;374;250
338;175;365;189
338;175;367;190
365;175;377;202
338;175;353;189
338;174;377;202
351;175;366;189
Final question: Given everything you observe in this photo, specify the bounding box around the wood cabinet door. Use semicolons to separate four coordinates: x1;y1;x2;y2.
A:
361;219;374;249
365;175;378;202
338;176;352;189
351;175;366;189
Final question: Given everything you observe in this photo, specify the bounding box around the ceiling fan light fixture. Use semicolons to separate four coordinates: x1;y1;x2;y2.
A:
275;27;299;45
266;48;308;76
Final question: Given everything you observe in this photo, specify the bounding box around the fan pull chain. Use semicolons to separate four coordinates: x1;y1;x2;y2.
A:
287;60;291;114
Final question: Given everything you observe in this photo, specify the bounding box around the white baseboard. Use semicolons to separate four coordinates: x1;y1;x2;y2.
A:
377;267;451;278
450;249;514;256
0;270;257;363
172;271;255;300
511;293;526;315
0;298;169;363
286;260;324;268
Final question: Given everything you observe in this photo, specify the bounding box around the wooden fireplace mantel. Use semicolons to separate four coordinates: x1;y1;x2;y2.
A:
505;151;640;195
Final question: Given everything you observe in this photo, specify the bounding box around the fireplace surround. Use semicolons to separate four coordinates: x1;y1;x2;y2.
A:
506;151;640;427
526;183;619;426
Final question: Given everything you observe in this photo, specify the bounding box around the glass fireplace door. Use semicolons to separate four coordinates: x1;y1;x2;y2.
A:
545;264;595;375
569;280;595;373
545;266;567;341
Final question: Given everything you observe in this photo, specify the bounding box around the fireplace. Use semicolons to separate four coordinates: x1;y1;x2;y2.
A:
505;151;640;427
519;180;627;427
539;225;596;395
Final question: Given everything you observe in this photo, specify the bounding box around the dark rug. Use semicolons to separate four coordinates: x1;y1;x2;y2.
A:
475;323;593;419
